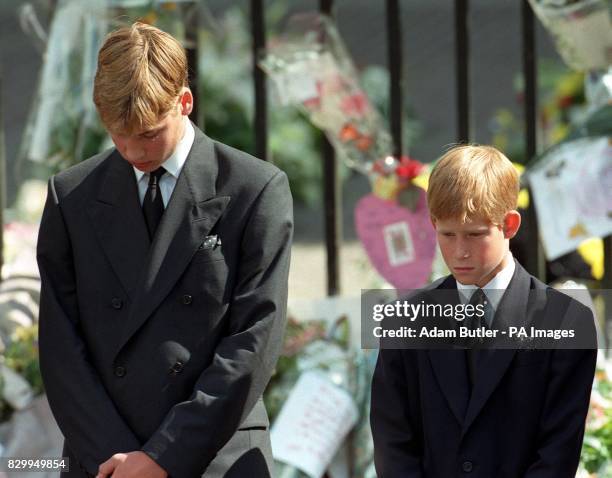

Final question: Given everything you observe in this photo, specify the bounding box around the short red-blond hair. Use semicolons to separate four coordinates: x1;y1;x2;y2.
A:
427;144;519;225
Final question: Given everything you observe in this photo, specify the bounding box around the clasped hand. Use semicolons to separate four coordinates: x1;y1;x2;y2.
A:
96;451;167;478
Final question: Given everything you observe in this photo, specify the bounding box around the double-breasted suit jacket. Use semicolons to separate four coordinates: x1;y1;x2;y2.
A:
37;126;293;478
370;261;597;478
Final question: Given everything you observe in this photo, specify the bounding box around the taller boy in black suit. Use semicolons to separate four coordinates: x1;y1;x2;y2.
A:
37;23;293;478
370;145;596;477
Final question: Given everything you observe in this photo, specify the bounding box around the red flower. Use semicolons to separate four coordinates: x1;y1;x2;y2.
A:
557;95;573;109
339;123;361;142
395;156;424;180
355;135;373;151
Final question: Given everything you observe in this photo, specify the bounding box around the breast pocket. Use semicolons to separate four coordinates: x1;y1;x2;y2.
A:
191;250;232;309
192;246;225;265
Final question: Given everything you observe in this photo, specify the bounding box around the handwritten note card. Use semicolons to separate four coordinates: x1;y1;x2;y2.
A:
270;371;358;478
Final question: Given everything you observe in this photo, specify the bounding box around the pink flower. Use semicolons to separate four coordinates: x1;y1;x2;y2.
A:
340;91;369;117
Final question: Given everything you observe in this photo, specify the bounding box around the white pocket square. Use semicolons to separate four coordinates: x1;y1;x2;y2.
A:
199;235;222;250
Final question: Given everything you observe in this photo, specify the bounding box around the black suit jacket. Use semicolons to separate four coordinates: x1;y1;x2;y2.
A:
36;126;293;478
370;261;597;478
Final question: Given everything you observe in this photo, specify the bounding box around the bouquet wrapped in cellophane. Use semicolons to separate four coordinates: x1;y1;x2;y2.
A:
265;315;377;478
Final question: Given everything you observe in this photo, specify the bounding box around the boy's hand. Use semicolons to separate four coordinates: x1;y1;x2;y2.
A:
96;451;167;478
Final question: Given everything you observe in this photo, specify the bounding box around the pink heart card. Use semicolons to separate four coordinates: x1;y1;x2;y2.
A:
355;189;436;289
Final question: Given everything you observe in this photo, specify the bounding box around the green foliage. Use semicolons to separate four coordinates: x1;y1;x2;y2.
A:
580;363;612;476
197;6;332;206
0;324;43;422
4;325;43;397
489;60;586;164
264;316;350;421
197;6;420;206
582;409;612;475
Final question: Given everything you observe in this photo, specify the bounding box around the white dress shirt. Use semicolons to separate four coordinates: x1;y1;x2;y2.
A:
456;252;516;325
133;117;195;207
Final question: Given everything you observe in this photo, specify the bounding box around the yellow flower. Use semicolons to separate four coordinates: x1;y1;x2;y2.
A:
412;168;430;191
372;175;401;200
551;123;570;144
577;238;604;280
511;163;530;209
555;71;584;98
140;12;158;25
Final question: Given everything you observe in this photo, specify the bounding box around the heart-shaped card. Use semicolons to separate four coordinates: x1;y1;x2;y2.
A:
355;188;436;289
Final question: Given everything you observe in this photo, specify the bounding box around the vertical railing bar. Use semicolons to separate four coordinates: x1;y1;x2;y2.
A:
521;0;546;281
0;72;5;281
386;0;403;158
454;0;469;142
251;0;268;161
604;236;612;290
320;0;341;297
603;236;612;352
522;0;537;163
320;1;334;18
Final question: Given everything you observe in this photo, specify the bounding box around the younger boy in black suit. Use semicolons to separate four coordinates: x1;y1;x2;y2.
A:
370;144;597;477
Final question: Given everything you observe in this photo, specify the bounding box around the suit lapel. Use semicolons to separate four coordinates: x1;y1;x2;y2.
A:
427;276;471;425
460;261;532;437
428;350;471;425
114;128;231;358
87;151;150;298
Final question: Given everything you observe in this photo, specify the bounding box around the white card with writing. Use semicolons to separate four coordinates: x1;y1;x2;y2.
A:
528;136;612;260
383;221;416;266
270;370;358;478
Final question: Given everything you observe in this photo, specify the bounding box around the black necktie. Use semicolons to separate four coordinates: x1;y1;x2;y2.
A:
142;167;166;239
468;288;491;332
466;288;492;389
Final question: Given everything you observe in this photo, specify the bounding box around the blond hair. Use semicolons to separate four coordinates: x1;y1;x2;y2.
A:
93;22;188;134
427;144;519;225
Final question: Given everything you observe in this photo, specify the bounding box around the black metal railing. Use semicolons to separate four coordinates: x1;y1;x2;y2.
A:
1;0;610;324
249;0;608;286
241;0;553;289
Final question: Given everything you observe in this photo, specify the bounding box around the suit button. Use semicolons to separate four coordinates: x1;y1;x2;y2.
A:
111;297;123;310
170;361;184;374
462;461;473;472
114;366;126;377
182;294;193;305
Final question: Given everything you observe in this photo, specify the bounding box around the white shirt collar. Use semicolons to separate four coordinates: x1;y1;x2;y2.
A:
133;117;195;182
456;252;515;311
